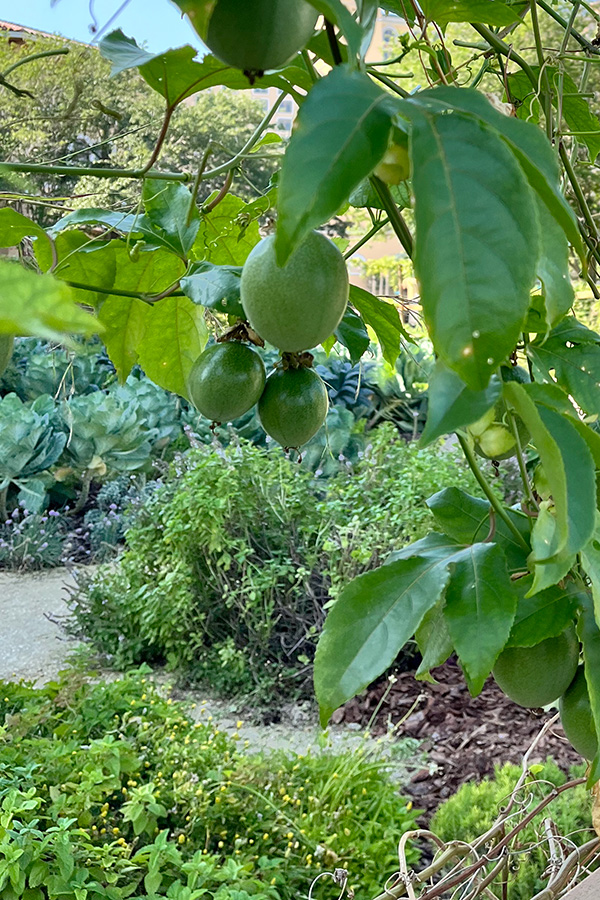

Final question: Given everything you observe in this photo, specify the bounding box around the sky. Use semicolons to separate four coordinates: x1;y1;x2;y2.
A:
0;0;206;53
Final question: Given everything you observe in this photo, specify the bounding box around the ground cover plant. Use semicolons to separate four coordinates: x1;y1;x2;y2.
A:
68;426;481;699
0;669;420;899
5;0;600;894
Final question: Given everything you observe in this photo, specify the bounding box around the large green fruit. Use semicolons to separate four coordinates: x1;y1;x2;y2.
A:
240;231;349;353
0;335;14;379
560;666;598;760
493;625;579;708
181;0;318;75
467;398;530;461
188;342;266;422
258;367;328;448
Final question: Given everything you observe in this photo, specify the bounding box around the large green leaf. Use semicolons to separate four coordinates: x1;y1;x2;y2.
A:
306;0;363;60
444;543;516;695
581;516;600;629
348;285;406;366
0;261;97;340
142;180;199;259
406;88;582;262
180;262;245;317
420;361;501;446
415;601;454;682
407;106;538;389
426;486;530;571
136;296;208;399
577;598;600;784
334;309;370;363
421;0;520;26
0;208;48;248
349;179;410;210
529;501;576;594
535;198;574;328
506;575;581;647
98;297;150;382
100;31;310;105
504;382;595;559
314;553;451;725
276;65;398;262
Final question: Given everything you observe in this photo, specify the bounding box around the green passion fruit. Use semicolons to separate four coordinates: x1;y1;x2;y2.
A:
560;666;598;760
374;142;410;185
493;625;579;708
188;342;266;423
0;335;14;379
184;0;318;75
258;367;328;448
240;231;349;353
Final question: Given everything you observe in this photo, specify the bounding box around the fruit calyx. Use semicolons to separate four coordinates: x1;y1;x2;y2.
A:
217;321;265;348
279;351;315;371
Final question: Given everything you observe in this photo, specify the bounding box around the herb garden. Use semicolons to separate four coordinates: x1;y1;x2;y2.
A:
4;0;600;897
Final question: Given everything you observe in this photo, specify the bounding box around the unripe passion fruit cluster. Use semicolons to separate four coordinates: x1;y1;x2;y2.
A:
187;231;349;449
493;627;598;760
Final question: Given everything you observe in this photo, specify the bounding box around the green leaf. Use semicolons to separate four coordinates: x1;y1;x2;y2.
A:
426;487;530;570
306;0;363;60
100;31;310;105
142;180;199;258
98;297;150;382
0;261;98;340
504;383;596;559
48;207;139;236
507;574;581;648
415;601;454;681
180;262;245;317
443;543;516;695
193;194;261;265
0;208;48;248
334;308;370;363
529;501;576;594
577;597;600;784
421;0;520;26
407;87;583;263
535;198;574;328
171;0;217;37
314;554;451;725
420;361;501;446
530;334;600;418
581;516;600;629
348;285;405;366
136;296;208;399
276;65;398;262
406;106;538;389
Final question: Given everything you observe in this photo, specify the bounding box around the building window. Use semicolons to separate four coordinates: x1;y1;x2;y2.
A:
279;99;294;114
253;88;270;95
367;273;389;295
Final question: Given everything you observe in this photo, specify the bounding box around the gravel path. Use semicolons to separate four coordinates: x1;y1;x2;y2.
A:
0;568;81;684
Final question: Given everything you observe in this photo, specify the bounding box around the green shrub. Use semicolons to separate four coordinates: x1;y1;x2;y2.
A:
0;670;419;899
431;761;593;900
68;427;481;699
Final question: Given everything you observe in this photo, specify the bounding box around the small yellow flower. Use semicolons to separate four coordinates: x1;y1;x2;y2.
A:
178;834;186;844
286;832;294;840
215;797;221;804
236;720;243;729
263;833;269;840
112;827;119;835
218;840;224;848
406;801;413;811
270;878;277;886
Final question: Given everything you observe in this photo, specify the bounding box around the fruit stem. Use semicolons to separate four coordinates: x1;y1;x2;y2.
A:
325;20;343;66
457;434;530;551
369;177;414;258
508;409;539;513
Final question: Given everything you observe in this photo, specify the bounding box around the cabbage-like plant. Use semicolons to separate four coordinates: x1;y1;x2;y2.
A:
0;393;67;517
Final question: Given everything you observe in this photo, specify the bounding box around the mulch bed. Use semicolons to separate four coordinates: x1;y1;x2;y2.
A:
333;659;582;815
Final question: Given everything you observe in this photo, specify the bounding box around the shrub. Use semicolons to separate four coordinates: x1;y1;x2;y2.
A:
431;761;593;900
0;670;420;899
68;427;482;699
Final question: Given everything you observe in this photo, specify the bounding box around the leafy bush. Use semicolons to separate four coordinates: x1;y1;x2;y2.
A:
0;670;420;899
68;427;481;699
431;762;593;900
0;337;114;400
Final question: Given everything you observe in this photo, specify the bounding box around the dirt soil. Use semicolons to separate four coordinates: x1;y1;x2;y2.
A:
333;658;583;815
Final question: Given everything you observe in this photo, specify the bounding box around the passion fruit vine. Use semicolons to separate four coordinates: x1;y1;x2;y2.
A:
178;0;318;78
187;342;266;423
258;366;328;449
241;230;349;353
492;625;579;709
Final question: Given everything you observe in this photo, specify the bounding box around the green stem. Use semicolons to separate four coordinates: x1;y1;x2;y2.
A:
0;487;7;523
471;23;538;89
369;177;414;258
530;1;554;141
0;160;192;182
72;470;93;516
64;279;184;302
509;409;538;512
3;47;69;77
367;69;411;98
457;434;530;551
344;218;389;260
301;49;319;83
559;142;600;240
536;0;600;53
